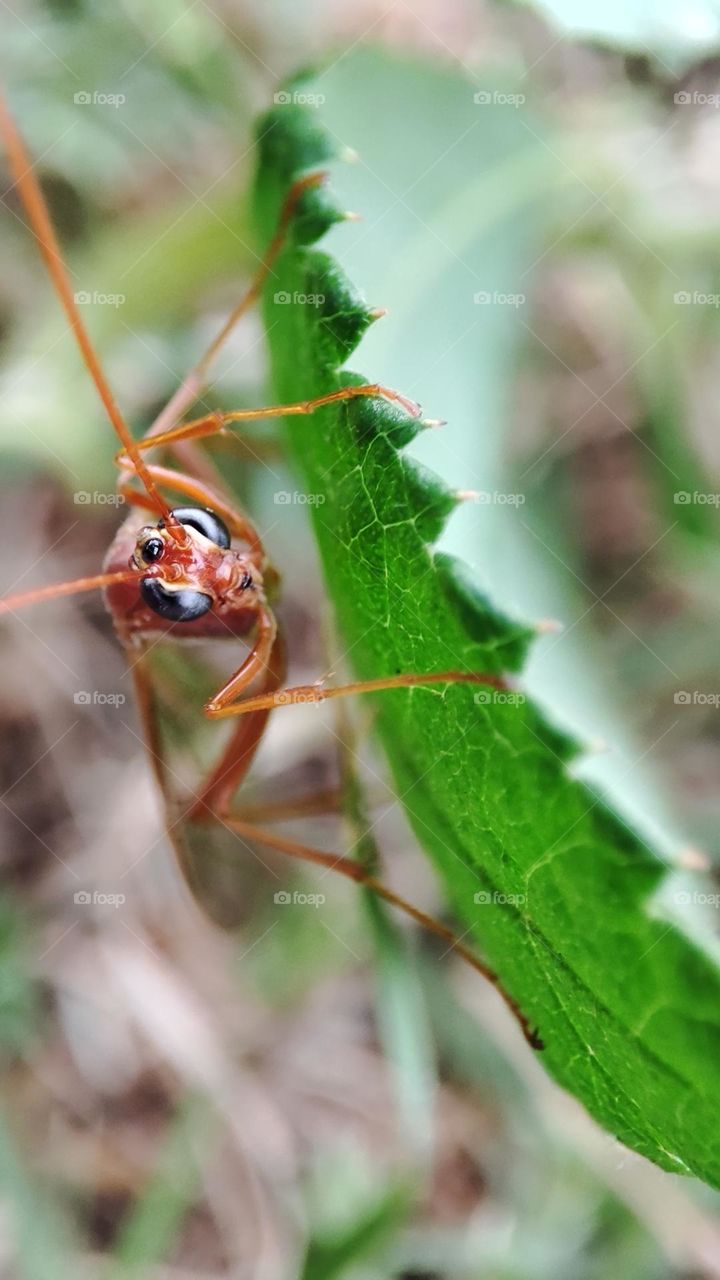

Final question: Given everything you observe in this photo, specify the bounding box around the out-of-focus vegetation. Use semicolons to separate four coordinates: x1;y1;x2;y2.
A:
4;1;720;1277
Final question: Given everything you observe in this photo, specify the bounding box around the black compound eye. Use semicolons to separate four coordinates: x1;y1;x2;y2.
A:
140;536;164;564
160;506;231;549
140;578;213;622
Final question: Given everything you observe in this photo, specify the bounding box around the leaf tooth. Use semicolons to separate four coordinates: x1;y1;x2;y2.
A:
676;845;710;871
399;456;459;544
433;552;536;675
535;617;564;635
337;378;425;450
302;252;390;364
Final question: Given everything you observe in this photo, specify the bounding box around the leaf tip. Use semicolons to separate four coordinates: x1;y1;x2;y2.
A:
535;616;564;635
676;844;711;872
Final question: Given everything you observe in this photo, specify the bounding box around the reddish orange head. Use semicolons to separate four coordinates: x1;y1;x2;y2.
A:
104;506;262;639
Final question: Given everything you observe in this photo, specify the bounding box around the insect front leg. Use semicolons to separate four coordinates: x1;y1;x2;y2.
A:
217;814;542;1051
123;382;430;457
203;669;511;719
145;171;331;441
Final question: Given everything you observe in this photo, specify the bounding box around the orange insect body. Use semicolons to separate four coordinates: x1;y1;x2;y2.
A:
0;89;542;1050
104;510;264;643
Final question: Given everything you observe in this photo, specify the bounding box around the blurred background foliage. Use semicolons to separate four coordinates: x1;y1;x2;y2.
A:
4;0;720;1276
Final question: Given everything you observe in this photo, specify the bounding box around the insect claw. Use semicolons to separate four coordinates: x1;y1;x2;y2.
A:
421;417;446;429
339;145;359;164
535;617;563;635
343;210;363;222
393;392;423;418
454;489;479;502
368;307;388;321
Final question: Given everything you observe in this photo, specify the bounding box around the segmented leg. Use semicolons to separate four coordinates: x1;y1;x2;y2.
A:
188;626;285;820
215;816;542;1049
203;670;509;719
146;172;329;442
121;383;424;459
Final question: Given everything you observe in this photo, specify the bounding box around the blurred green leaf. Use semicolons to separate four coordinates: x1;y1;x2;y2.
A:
300;1184;410;1280
111;1095;214;1277
0;898;39;1059
253;65;720;1190
0;1110;75;1280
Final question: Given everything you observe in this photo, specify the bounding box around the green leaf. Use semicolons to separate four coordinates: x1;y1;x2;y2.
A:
111;1095;214;1277
300;1184;410;1280
253;69;720;1190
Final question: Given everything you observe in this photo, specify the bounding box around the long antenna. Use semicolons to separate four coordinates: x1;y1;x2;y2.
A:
0;568;141;616
0;90;177;529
